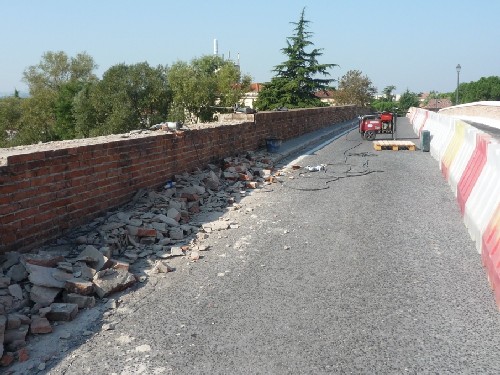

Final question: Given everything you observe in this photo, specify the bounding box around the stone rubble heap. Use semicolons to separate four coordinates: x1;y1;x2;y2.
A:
0;151;281;367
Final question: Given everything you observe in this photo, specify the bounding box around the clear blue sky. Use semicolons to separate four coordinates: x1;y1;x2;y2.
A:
1;0;498;96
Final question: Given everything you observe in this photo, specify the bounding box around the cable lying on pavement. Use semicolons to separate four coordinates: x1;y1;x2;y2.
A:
283;143;384;191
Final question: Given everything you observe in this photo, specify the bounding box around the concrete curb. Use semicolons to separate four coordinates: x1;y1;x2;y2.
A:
267;119;358;165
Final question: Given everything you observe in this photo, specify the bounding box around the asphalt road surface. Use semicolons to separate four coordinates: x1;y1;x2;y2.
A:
22;117;500;374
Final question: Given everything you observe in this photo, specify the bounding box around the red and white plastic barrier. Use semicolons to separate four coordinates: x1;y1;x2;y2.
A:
447;124;479;196
408;107;500;309
463;143;500;252
482;203;500;306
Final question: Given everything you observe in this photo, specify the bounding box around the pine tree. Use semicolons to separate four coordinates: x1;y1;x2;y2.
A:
255;8;337;110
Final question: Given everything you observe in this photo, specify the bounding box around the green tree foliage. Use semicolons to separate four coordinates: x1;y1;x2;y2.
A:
54;81;84;139
457;76;500;104
73;62;171;136
16;51;98;142
254;8;337;110
382;85;396;102
371;99;397;113
16;91;58;144
168;55;250;123
23;51;97;94
335;70;376;107
0;95;23;147
398;89;420;113
72;83;98;138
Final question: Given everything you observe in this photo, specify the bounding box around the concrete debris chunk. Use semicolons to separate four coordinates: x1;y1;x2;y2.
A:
0;295;13;311
30;285;61;307
3;325;28;345
25;264;71;289
192;185;206;195
92;269;136;298
0;276;11;288
46;303;79;322
179;187;199;202
110;259;130;271
2;251;21;270
65;278;94;295
22;253;65;268
193;244;210;252
137;250;153;258
7;284;23;300
123;251;139;262
73;262;97;281
99;222;126;231
30;316;52;334
99;246;112;259
115;212;131;223
166;208;181;222
169;200;184;211
57;262;74;273
170;246;184;257
155;251;172;259
204;170;220;190
127;218;142;227
151;222;168;232
169;228;185;240
202;221;230;232
63;293;96;309
37;307;51;318
127;235;141;248
126;225;140;236
76;245;109;271
6;315;21;330
6;263;28;283
152;261;173;274
153;214;179;227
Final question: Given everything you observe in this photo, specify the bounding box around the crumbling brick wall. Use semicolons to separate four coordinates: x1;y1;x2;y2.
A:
0;106;358;254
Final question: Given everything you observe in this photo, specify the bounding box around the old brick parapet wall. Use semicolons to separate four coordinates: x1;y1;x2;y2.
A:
0;105;359;254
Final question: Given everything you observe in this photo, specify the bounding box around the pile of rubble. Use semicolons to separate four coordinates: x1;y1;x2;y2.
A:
0;151;281;367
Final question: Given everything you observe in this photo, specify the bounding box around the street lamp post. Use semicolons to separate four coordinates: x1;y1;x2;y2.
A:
456;64;461;105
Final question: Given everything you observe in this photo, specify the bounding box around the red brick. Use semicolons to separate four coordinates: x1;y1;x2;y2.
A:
7;151;45;165
0;229;17;244
0;352;14;366
0;203;20;217
16;348;29;362
30;174;55;186
136;228;157;237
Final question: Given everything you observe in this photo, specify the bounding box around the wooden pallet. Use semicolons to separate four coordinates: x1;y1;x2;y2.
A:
373;140;416;151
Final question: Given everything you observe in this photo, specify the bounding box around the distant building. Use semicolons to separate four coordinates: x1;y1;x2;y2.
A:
422;98;452;112
419;92;430;103
315;90;337;106
241;85;341;108
242;83;264;109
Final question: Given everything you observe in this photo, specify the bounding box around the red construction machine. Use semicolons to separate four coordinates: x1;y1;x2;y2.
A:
358;111;397;141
